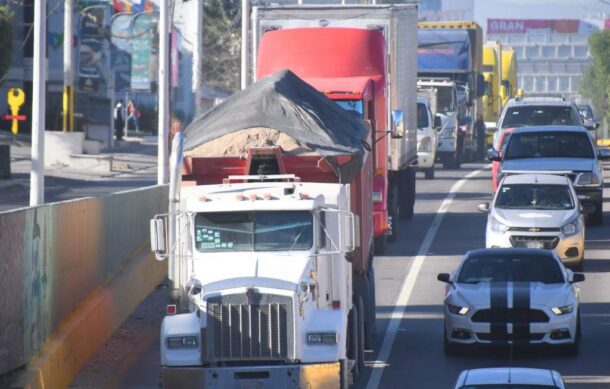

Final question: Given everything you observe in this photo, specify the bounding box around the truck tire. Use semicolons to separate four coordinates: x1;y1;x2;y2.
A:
347;306;360;380
588;202;603;225
355;296;366;373
442;154;453;169
398;169;415;220
374;235;387;255
424;167;435;180
387;186;399;242
365;264;377;349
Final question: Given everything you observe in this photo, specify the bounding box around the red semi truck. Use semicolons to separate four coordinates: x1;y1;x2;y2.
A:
251;4;419;254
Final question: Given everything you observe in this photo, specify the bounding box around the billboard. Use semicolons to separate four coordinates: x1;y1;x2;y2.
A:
488;19;598;34
78;5;112;93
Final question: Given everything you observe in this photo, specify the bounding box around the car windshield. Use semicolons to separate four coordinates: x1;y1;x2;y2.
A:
460;385;560;389
417;103;429;128
335;99;364;120
504;131;594;160
501;106;580;128
495;184;574;210
194;211;313;252
457;254;564;284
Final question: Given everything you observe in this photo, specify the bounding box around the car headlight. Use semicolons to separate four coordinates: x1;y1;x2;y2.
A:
490;216;509;233
372;192;383;203
307;332;338;345
551;304;574;315
167;335;198;348
439;127;455;139
447;303;470;315
561;221;578;236
418;136;432;153
575;172;601;187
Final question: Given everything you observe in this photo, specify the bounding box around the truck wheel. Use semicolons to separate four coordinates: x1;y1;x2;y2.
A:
442;154;452;169
374;236;387;255
588;203;603;225
387;186;399;242
398;169;414;220
365;264;377;349
424;167;435;180
355;296;366;373
347;306;360;380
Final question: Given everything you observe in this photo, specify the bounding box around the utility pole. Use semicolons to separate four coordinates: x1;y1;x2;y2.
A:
30;0;46;206
240;0;249;89
158;0;169;184
63;0;74;132
193;0;204;115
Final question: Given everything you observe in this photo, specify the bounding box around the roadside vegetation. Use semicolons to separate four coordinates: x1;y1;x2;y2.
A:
580;29;610;129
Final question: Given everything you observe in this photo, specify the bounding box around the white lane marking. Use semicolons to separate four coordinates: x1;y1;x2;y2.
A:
365;166;488;389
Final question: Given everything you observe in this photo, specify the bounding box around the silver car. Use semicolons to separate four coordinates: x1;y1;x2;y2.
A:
479;173;588;269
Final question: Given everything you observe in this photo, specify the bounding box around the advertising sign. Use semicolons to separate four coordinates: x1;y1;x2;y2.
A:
130;14;157;91
488;19;597;34
78;5;111;93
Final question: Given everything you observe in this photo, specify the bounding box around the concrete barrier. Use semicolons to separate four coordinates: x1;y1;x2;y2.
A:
0;185;168;384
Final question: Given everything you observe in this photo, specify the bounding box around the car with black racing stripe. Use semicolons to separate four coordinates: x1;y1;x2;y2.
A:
437;248;584;355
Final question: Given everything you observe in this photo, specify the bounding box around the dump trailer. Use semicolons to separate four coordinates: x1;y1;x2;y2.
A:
500;47;518;108
251;4;419;254
483;41;503;146
417;21;486;165
150;71;375;388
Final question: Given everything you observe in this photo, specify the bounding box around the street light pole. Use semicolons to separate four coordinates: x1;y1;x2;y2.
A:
240;0;249;89
158;0;169;184
63;0;74;132
30;0;46;206
193;0;203;115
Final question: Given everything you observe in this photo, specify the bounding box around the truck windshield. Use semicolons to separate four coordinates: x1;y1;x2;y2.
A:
437;87;455;113
335;99;364;119
194;211;313;252
495;184;574;210
504;132;594;160
501;106;581;128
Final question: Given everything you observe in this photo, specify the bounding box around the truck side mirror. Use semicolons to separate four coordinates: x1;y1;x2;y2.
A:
150;216;168;261
391;110;404;138
433;115;442;129
343;212;360;255
477;73;485;97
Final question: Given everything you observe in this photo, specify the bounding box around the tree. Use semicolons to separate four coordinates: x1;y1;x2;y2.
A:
202;0;241;92
580;30;610;127
0;5;13;83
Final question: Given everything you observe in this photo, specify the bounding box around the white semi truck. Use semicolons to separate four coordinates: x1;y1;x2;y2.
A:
150;71;377;388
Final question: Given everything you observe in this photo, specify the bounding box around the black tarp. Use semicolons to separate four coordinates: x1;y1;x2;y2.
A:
183;70;368;183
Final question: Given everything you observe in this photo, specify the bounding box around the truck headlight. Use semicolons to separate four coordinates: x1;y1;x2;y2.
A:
167;335;198;348
561;221;578;236
490;216;509;233
307;332;338;345
418;136;432;153
447;303;469;315
551;304;574;315
372;192;383;203
575;172;601;187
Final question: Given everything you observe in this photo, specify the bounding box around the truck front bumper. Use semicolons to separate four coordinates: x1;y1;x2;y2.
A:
162;362;341;389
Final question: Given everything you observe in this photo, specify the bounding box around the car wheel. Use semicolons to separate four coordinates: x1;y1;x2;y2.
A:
443;330;461;356
588;202;603;225
425;167;435;180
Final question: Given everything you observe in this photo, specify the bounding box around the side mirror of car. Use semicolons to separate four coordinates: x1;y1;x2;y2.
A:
584;123;596;132
433;115;442;129
571;273;585;283
580;203;596;215
477;203;490;213
437;273;451;283
487;148;500;161
597;148;610;160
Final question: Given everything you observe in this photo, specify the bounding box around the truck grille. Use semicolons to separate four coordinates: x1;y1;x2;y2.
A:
206;293;292;362
509;235;559;249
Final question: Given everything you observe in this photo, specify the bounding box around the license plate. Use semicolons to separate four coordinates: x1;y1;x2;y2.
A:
526;241;544;249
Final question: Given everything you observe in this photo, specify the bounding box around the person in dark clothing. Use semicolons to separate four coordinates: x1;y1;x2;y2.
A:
114;102;125;141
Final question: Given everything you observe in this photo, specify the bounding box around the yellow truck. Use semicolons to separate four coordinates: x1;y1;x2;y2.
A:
500;47;517;108
482;41;503;146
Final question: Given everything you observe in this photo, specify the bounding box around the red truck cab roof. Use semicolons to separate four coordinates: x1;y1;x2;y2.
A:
257;27;386;95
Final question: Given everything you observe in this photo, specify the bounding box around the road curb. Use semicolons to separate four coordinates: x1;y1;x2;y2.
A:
8;248;167;389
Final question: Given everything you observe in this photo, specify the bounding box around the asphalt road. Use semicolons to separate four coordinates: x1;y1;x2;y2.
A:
71;161;610;388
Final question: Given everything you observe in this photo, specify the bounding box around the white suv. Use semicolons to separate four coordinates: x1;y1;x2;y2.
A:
479;173;588;269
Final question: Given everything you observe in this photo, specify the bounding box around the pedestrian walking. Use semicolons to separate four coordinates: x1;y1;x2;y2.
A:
127;99;140;133
114;102;124;141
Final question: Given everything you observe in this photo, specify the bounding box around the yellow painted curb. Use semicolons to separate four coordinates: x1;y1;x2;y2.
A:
10;251;166;389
